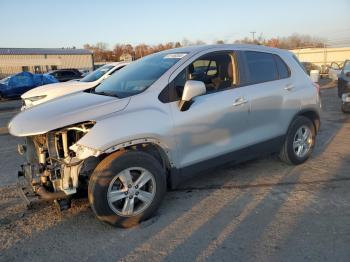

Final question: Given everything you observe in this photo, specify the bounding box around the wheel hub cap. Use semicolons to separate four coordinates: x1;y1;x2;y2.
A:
107;167;156;216
293;125;313;158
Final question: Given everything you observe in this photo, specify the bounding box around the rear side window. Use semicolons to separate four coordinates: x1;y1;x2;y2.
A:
274;55;290;79
243;51;278;84
292;55;307;74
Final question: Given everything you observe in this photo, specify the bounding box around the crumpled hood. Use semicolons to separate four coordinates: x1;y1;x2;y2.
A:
9;92;130;136
21;81;94;100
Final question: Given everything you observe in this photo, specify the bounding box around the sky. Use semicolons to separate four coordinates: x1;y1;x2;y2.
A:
1;0;349;49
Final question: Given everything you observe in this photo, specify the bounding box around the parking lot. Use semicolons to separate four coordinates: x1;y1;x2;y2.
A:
0;83;350;261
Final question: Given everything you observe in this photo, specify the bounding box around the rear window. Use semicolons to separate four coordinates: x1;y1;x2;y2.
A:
244;51;278;84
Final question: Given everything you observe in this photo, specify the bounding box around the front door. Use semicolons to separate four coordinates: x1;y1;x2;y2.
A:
168;51;251;168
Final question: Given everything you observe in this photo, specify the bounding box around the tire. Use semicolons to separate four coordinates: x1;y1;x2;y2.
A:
279;116;316;165
88;150;166;228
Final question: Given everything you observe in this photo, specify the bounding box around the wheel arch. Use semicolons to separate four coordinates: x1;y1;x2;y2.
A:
292;108;320;133
102;138;174;187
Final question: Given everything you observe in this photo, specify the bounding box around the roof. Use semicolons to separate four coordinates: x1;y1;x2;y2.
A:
0;48;92;55
161;44;291;56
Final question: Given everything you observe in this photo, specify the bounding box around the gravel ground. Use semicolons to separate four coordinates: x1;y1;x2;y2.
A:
0;86;350;261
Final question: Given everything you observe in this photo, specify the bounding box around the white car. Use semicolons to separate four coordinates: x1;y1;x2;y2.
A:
21;62;129;109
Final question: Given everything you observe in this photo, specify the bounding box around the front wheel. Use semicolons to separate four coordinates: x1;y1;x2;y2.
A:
88;151;166;228
279;116;316;165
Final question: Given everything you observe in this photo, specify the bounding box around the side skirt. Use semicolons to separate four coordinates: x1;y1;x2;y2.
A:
168;135;285;189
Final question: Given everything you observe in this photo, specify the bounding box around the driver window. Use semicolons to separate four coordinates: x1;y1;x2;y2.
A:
173;51;237;98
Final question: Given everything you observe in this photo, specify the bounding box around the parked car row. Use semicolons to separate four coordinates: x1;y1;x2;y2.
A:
22;62;129;108
0;65;127;100
9;44;321;228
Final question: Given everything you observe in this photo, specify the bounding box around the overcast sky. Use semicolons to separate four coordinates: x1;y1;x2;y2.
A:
1;0;349;48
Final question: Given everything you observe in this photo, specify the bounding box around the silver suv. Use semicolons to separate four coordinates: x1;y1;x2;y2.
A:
9;45;321;227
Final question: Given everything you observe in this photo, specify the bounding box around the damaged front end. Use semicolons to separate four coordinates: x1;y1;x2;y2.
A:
18;121;99;207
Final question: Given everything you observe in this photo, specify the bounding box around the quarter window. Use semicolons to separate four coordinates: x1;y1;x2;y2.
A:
292;55;307;74
274;55;290;79
244;51;278;84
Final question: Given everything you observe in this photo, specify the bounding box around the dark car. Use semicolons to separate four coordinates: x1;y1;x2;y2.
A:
337;60;350;113
337;60;350;97
48;69;82;82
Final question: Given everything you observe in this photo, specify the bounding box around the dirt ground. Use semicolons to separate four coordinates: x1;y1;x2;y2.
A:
0;84;350;262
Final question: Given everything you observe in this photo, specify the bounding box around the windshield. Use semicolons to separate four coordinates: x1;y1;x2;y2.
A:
94;52;187;98
80;64;115;82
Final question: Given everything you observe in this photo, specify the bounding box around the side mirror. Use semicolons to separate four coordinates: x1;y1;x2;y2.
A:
179;80;206;111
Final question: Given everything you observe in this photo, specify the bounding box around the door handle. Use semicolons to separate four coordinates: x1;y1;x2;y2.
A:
284;84;294;91
232;97;248;107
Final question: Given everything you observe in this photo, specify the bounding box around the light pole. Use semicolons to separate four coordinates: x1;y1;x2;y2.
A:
250;31;256;42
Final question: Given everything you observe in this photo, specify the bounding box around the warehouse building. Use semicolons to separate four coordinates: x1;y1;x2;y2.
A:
0;48;94;78
291;47;350;67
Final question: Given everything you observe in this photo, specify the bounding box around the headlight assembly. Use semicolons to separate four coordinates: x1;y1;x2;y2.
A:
70;144;100;160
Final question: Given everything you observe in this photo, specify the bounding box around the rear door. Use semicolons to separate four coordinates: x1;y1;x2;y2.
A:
238;51;295;144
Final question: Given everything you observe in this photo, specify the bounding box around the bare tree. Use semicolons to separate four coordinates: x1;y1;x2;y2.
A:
83;33;325;63
195;40;206;45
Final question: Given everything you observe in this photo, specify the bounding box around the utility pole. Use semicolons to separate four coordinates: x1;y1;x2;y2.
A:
250;31;256;42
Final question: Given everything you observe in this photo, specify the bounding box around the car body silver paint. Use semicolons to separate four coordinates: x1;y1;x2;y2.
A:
9;44;321;169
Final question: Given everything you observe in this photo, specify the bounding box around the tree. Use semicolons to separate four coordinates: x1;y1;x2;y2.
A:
181;38;192;46
195;40;206;45
113;44;124;61
266;38;280;48
134;44;149;59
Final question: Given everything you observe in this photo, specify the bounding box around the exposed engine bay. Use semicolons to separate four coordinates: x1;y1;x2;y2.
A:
18;121;99;206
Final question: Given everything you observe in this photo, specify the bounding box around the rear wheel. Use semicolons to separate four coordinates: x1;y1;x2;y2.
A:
88;151;166;228
279;116;316;165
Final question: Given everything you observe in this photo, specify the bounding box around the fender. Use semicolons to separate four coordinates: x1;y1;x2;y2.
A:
103;137;175;168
